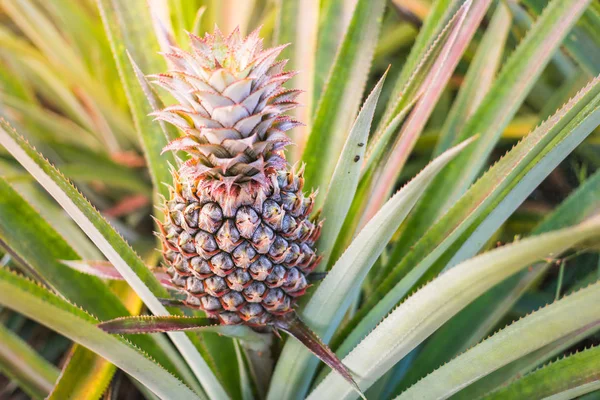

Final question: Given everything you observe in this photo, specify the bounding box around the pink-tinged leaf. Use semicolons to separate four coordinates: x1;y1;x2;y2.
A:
61;260;124;280
363;0;491;221
60;260;177;290
274;313;366;400
98;316;218;334
147;0;177;55
103;194;150;217
301;0;387;202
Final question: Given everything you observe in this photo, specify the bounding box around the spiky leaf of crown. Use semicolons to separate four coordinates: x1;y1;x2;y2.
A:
152;27;301;189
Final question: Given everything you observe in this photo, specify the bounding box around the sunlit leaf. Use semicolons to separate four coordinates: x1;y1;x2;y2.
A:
301;0;386;199
310;217;600;398
0;268;202;400
269;138;473;400
0;120;227;399
0;323;59;399
483;346;600;399
398;278;600;399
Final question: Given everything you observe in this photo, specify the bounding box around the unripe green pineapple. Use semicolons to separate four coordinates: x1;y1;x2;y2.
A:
153;27;322;326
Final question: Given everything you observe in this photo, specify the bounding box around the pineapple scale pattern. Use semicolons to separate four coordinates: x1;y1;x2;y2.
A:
153;28;322;325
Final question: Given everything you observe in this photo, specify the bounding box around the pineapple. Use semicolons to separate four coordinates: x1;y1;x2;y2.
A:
153;28;322;326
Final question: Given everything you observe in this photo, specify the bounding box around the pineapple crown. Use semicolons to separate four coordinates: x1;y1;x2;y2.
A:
151;27;301;191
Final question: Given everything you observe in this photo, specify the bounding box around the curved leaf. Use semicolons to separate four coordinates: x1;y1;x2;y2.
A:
0;119;226;399
309;216;600;399
268;138;474;400
398;280;600;399
483;346;600;400
301;0;386;198
0;323;59;399
318;70;388;268
0;268;201;400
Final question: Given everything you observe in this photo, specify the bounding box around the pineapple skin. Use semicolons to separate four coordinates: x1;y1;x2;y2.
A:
154;28;322;326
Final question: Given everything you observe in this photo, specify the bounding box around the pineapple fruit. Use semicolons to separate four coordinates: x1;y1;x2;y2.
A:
153;28;323;326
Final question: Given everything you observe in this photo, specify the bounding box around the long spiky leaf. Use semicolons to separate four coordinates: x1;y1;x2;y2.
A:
274;313;365;400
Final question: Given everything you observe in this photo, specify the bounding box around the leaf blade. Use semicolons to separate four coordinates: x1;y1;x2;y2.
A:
301;0;386;197
318;70;388;268
483;346;600;400
268;138;474;400
97;0;175;201
0;323;59;399
0;268;201;400
0;120;228;400
398;280;600;399
309;217;600;399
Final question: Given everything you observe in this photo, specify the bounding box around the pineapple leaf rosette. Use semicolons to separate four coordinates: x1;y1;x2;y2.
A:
99;27;360;391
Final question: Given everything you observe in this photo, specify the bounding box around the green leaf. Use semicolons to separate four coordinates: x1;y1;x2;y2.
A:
310;0;352;113
391;166;600;395
0;268;201;400
333;75;600;363
301;0;386;199
0;176;197;385
309;216;600;399
268;138;474;400
97;0;176;201
366;0;492;217
233;341;253;400
523;0;600;76
48;345;116;400
0;323;59;399
318;70;388;268
433;2;512;156
398;278;600;399
392;0;592;258
0;120;227;400
379;0;460;126
453;322;600;399
273;0;319;160
483;346;600;399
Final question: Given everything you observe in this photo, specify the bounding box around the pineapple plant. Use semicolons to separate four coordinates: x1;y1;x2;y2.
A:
153;29;322;327
0;0;599;399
